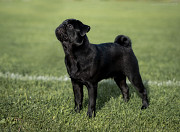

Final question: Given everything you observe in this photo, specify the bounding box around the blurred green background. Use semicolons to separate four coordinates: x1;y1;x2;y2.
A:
0;0;179;80
0;0;180;131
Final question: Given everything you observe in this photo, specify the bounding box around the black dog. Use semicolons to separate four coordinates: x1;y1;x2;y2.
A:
55;19;149;117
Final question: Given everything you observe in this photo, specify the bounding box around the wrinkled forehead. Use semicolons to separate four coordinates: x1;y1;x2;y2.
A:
62;19;82;26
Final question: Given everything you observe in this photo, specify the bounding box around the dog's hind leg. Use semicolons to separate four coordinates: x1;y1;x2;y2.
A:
114;74;129;102
128;73;149;109
71;79;84;113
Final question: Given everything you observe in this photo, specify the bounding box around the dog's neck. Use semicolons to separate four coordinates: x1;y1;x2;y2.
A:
73;35;90;52
62;35;91;79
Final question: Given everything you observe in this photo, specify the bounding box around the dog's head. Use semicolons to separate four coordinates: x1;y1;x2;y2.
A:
55;19;90;46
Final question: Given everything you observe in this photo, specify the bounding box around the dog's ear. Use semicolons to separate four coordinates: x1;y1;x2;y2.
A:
77;20;90;36
80;25;90;36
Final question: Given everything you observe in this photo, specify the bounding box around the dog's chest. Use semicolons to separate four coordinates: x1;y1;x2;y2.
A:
65;54;91;81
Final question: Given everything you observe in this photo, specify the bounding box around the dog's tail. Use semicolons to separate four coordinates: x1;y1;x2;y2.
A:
114;35;131;47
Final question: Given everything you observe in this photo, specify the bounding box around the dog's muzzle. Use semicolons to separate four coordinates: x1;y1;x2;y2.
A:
55;26;68;42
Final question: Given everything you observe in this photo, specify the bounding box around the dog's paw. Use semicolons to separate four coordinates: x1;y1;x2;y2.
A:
123;96;129;102
87;111;95;118
141;105;147;110
87;111;92;118
74;105;82;113
141;101;149;110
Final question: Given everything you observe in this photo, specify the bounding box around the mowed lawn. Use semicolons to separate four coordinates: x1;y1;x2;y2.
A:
0;0;180;131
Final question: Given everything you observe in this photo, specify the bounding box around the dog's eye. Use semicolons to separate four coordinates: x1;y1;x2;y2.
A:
67;24;73;29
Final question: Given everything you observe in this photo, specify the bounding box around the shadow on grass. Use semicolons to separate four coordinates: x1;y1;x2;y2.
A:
84;79;150;111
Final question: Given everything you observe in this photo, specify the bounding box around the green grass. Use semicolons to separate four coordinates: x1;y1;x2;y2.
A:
0;0;180;131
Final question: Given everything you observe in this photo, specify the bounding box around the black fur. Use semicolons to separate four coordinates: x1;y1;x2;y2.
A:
55;19;149;117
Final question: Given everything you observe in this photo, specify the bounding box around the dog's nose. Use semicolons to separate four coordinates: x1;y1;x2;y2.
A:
87;26;90;32
87;26;90;33
55;28;59;33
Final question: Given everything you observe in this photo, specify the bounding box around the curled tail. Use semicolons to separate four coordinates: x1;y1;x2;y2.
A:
114;35;132;47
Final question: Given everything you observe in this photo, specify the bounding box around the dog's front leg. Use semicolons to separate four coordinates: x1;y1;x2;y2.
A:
86;83;97;117
71;79;83;113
